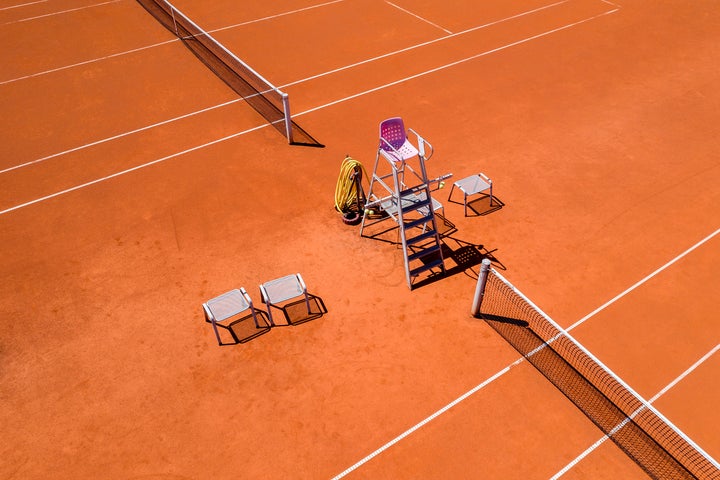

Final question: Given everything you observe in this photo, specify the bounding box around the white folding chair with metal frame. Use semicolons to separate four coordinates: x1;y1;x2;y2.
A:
202;288;270;345
259;273;312;326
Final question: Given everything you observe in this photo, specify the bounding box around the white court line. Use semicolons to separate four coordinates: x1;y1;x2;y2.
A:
281;0;573;89
0;98;242;175
0;0;46;11
385;0;453;34
0;6;618;214
0;0;343;174
0;123;269;216
568;227;720;332
0;38;178;86
209;0;344;34
1;0;571;174
0;0;344;85
1;0;568;87
4;1;717;474
299;7;618;116
3;0;120;24
550;343;720;479
330;228;719;479
331;359;527;480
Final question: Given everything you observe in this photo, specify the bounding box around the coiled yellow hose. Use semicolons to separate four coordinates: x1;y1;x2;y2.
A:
334;156;368;214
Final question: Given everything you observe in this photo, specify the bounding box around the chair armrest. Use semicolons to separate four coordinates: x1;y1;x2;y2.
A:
259;284;269;304
296;273;307;294
202;303;214;322
240;287;254;308
407;128;433;160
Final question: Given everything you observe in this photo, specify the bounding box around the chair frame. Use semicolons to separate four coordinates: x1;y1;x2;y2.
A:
202;287;268;345
259;273;312;326
448;173;494;216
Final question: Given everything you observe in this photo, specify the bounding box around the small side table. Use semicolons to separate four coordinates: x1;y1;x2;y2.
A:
448;173;493;216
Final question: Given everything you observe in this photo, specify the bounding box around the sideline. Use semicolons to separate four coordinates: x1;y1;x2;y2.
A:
3;0;120;25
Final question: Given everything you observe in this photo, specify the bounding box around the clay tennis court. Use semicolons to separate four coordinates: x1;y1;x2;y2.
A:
1;0;719;478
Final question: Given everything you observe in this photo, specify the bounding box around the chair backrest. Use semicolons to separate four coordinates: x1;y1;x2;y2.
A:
379;117;407;151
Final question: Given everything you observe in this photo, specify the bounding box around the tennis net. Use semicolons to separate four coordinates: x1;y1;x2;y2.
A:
136;0;321;146
473;262;720;480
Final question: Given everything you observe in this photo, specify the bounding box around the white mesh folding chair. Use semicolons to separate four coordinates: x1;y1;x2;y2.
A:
259;273;311;326
448;173;494;216
202;288;269;345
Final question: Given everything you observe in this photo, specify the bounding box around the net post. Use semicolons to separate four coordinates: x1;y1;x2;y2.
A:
471;259;492;316
281;93;293;144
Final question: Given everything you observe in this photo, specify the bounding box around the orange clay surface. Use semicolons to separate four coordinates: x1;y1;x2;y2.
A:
1;0;719;479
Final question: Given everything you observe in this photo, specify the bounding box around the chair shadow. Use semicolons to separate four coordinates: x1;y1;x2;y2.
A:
435;213;459;237
221;310;272;345
272;295;328;326
359;213;507;289
466;194;505;216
